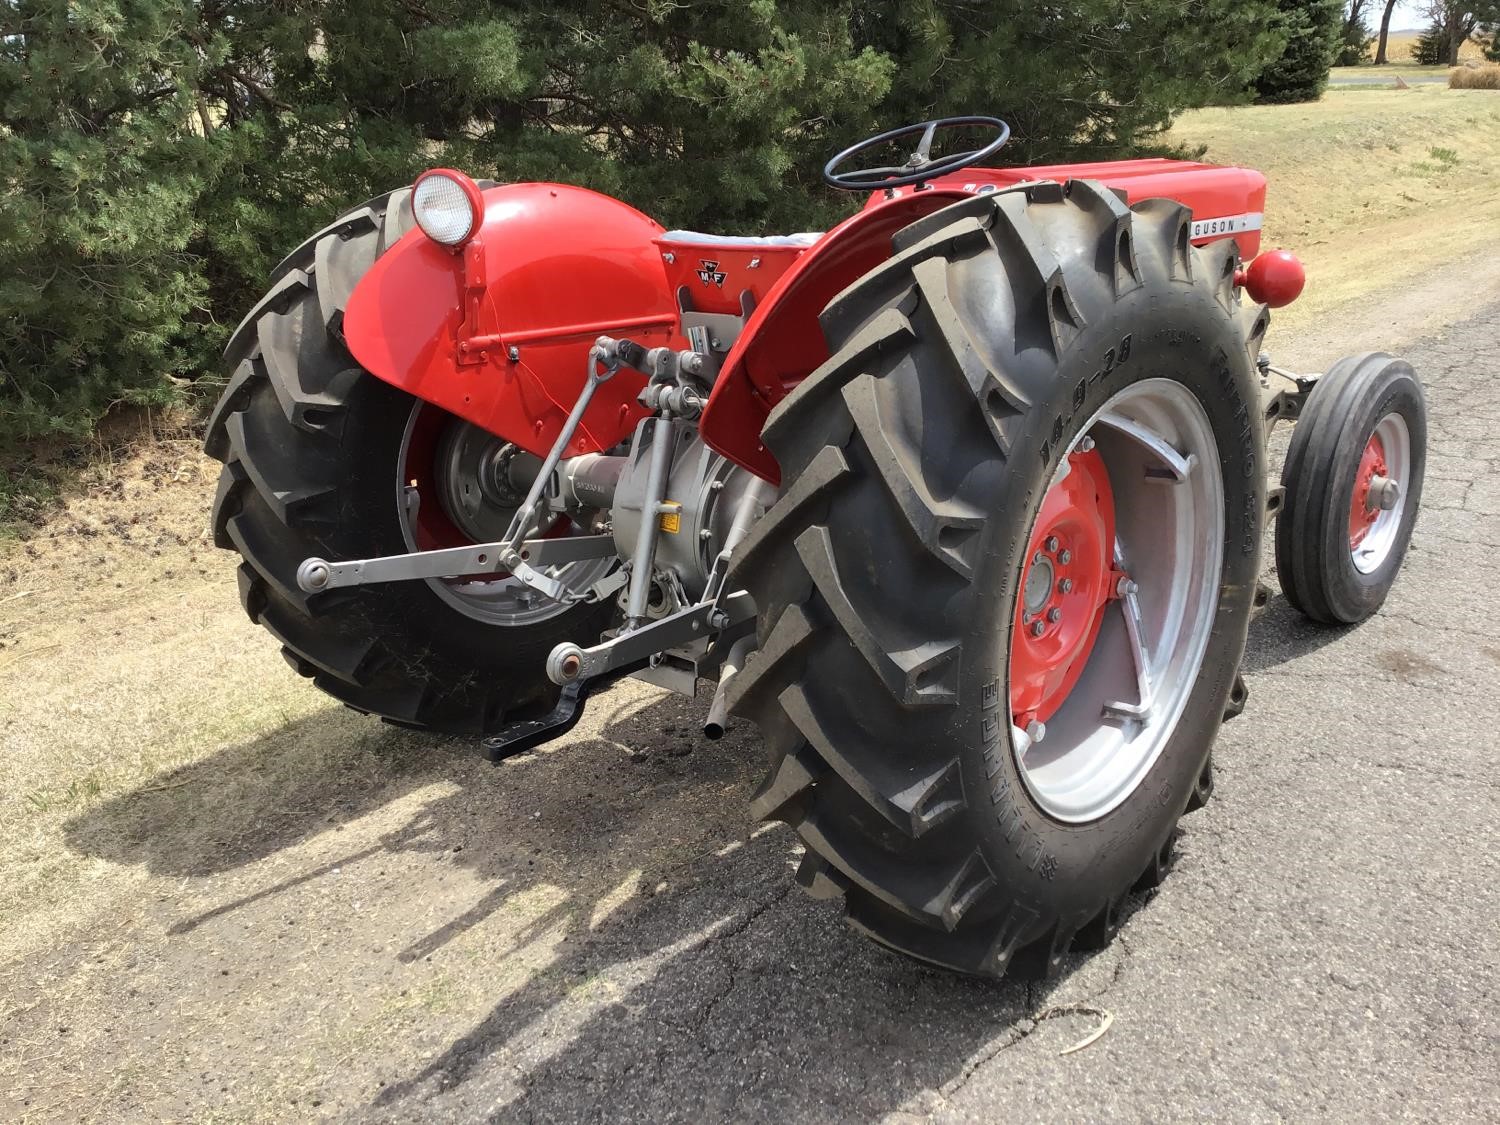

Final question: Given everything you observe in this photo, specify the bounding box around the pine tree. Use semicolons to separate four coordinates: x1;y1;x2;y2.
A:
1413;24;1447;64
1255;0;1344;103
1;1;1290;448
0;0;219;444
1337;0;1375;66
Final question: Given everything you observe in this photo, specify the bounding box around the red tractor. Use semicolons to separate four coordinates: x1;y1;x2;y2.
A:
206;118;1427;977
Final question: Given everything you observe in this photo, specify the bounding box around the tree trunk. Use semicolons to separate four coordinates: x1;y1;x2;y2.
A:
1344;0;1370;41
1375;0;1398;64
1443;11;1471;66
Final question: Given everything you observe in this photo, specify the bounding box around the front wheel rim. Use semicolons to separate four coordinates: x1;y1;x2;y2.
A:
1349;412;1411;575
1010;379;1226;824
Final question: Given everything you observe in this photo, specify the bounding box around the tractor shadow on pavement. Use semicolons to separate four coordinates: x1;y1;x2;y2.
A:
61;684;1137;1120
1240;591;1350;674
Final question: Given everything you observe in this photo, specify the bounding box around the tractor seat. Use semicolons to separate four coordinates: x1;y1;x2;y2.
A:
659;230;822;247
655;231;823;315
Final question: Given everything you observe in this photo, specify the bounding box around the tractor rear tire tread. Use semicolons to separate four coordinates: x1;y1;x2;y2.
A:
729;181;1266;978
205;187;610;735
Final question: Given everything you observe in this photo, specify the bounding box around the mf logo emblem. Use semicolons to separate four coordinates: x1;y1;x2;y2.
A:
696;259;726;287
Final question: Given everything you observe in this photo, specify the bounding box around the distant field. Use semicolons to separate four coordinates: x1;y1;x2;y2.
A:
1372;30;1487;63
1168;84;1500;333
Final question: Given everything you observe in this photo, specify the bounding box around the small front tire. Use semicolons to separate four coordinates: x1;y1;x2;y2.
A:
1276;353;1427;625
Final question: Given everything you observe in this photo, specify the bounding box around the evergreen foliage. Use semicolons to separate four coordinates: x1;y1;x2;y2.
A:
1336;1;1375;65
1414;23;1449;64
1;0;1287;447
1255;0;1343;103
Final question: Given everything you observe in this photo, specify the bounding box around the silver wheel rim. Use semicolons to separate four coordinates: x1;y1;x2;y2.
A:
1012;379;1226;824
396;406;615;626
1352;412;1410;576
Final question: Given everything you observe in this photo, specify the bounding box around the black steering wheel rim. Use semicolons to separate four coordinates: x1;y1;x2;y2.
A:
823;115;1012;191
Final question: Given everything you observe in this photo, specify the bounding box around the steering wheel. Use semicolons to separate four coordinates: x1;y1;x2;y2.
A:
822;115;1012;192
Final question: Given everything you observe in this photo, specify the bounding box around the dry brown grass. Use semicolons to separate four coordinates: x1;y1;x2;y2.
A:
1374;31;1487;63
1167;83;1500;338
1450;64;1500;89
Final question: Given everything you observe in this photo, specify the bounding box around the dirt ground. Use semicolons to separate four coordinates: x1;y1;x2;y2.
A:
3;93;1499;1123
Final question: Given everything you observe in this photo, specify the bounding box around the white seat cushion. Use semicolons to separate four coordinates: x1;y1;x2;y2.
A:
659;230;821;248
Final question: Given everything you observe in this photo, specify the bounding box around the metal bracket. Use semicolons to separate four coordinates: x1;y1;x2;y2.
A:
1103;538;1155;724
546;590;756;685
296;535;619;594
299;338;631;603
481;657;650;761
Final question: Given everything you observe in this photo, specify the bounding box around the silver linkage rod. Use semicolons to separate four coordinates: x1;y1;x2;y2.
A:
494;339;622;599
623;414;678;628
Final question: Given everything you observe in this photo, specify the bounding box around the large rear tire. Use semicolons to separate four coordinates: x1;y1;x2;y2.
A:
204;189;615;734
727;182;1269;977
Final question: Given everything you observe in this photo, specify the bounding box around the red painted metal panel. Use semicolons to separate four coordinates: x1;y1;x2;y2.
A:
344;161;1271;480
697;189;972;482
701;160;1270;480
344;183;679;459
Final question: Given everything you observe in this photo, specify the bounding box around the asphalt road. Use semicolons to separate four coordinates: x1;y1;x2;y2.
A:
1328;76;1448;86
19;299;1495;1124
361;304;1500;1123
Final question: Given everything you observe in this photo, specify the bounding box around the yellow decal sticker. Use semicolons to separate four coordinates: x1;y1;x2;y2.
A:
658;504;682;534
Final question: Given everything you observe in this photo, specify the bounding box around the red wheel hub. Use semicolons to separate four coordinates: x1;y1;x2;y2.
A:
1010;448;1119;729
1348;432;1387;551
401;405;566;581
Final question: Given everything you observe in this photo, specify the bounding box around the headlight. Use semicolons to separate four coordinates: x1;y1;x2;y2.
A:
412;169;483;246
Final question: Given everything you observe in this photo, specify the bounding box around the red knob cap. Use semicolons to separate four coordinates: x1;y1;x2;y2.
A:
1235;250;1306;309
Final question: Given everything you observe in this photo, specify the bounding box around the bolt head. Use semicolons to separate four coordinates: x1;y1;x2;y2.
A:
1076;435;1097;453
297;559;331;592
1031;621;1046;637
1057;549;1072;566
1044;536;1060;553
1047;608;1062;623
1117;577;1138;598
1059;578;1074;594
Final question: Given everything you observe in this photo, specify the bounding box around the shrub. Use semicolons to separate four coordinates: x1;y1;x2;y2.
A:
0;1;1290;452
1256;0;1343;104
1450;63;1500;87
1414;25;1448;65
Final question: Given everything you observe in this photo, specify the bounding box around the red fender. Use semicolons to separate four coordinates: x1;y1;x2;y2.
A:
701;159;1269;481
698;188;974;482
346;162;1271;481
344;183;680;459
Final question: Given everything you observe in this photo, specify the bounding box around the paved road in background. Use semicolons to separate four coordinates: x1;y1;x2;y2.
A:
1329;75;1448;86
371;304;1500;1122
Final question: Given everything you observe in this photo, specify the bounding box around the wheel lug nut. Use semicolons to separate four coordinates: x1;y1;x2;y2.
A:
1026;720;1047;744
1031;621;1046;637
1058;579;1074;594
1033;551;1046;566
1045;536;1060;553
1057;550;1072;565
1077;436;1096;453
1047;608;1062;623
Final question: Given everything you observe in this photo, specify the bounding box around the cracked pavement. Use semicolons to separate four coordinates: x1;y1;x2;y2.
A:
364;303;1500;1122
7;300;1497;1123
